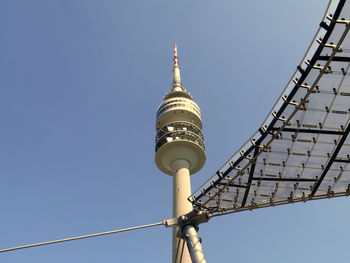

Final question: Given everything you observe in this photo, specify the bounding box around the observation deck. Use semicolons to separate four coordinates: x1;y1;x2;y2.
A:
155;46;206;175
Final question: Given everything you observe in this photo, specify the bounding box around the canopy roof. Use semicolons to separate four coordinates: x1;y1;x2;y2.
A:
190;0;350;214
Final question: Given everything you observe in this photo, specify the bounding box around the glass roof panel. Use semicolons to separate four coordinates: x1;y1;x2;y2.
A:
190;0;350;214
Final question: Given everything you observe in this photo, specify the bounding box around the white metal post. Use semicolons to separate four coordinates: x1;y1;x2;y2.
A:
183;225;207;263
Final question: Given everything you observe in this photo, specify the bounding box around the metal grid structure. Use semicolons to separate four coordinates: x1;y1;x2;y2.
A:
190;0;350;214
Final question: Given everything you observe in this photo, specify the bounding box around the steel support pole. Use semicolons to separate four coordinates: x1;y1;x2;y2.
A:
182;225;207;263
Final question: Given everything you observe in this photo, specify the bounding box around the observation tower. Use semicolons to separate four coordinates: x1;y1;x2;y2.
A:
155;45;206;263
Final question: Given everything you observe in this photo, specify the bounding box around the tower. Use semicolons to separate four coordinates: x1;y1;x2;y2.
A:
155;45;206;263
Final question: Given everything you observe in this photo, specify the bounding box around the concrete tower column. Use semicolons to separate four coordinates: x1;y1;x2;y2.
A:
172;159;192;263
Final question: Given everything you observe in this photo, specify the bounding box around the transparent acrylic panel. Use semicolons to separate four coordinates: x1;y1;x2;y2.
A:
190;0;350;214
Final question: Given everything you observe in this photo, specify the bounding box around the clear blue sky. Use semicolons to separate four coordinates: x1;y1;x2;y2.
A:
2;0;349;262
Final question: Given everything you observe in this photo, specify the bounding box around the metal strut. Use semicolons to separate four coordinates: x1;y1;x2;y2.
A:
165;209;210;263
183;225;206;263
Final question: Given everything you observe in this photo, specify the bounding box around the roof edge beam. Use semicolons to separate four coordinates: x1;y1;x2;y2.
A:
270;127;344;135
241;146;260;207
217;183;247;188
318;55;350;62
252;177;317;182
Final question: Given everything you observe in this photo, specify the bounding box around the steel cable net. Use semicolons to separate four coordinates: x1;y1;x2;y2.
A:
190;0;350;214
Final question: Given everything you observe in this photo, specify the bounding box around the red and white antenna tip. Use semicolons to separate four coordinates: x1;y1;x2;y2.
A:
173;44;178;55
173;44;179;68
172;44;182;87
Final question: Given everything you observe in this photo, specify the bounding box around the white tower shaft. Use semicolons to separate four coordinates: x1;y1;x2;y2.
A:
172;159;192;263
155;45;206;263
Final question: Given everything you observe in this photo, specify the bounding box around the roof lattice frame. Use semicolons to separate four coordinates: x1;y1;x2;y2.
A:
190;0;350;214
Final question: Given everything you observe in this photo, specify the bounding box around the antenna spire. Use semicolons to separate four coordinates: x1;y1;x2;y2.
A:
172;44;182;90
